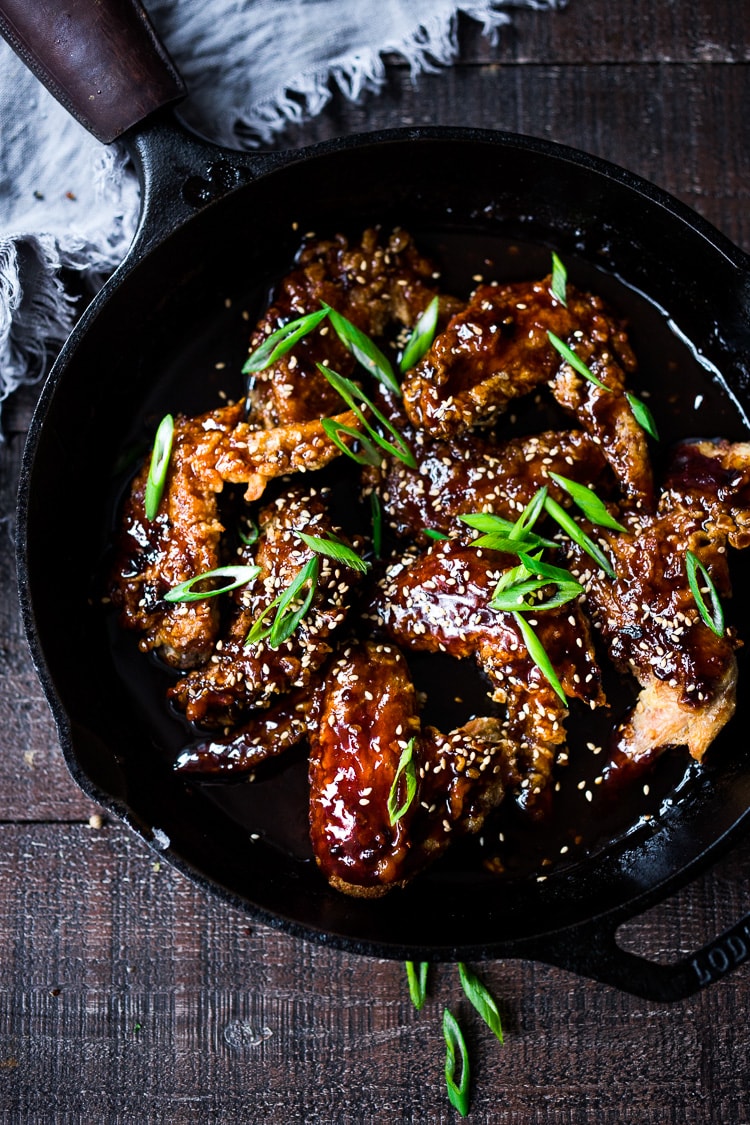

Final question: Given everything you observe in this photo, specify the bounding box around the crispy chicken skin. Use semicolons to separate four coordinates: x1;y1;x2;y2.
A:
168;487;364;725
308;641;507;897
110;402;242;669
366;424;608;541
109;402;357;666
401;277;653;508
569;439;750;774
246;227;459;429
373;539;604;811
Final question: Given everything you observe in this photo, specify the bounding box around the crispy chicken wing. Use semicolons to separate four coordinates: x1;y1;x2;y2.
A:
168;487;365;725
401;277;653;507
373;539;604;811
366;424;608;541
308;641;508;896
109;403;356;666
568;439;750;775
246;227;458;429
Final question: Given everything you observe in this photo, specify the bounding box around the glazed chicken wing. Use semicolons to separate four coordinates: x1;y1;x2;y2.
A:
246;227;460;429
308;641;508;896
367;424;608;541
401;277;653;508
168;486;365;725
373;539;604;811
568;439;750;776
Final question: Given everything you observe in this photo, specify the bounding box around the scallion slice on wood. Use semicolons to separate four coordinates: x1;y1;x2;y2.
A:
295;531;369;573
319;365;416;468
399;296;440;372
626;391;660;440
144;413;174;521
543;494;616;578
245;556;319;648
325;305;401;395
387;737;417;825
550;251;568;307
164;565;261;603
242;307;328;374
548;472;627;532
405;961;429;1010
458;963;504;1044
512;611;567;705
686;550;725;636
547;330;610;392
443;1009;470;1118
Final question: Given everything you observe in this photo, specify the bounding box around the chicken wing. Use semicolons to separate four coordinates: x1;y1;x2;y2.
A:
401;276;653;507
308;641;508;896
372;539;604;811
168;486;365;725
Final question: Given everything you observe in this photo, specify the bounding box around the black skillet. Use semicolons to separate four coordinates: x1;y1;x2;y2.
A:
5;0;750;1001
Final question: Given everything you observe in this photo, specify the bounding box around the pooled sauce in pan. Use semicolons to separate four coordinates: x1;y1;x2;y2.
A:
105;227;750;894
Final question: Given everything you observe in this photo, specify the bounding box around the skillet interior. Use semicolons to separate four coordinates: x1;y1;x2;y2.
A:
18;129;750;958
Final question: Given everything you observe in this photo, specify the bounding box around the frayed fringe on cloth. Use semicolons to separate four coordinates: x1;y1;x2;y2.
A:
0;0;567;429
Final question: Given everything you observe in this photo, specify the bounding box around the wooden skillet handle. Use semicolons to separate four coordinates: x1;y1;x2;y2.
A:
0;0;185;143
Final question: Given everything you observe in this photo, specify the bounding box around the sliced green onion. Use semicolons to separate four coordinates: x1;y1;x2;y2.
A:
423;528;449;541
443;1009;470;1118
626;391;660;440
473;533;557;554
513;611;567;705
387;737;417;825
320;417;382;467
548;472;627;532
238;518;260;546
370;491;383;558
510;485;548;540
458;963;503;1044
686;550;725;636
144;413;174;521
164;565;261;603
543;494;616;578
405;961;429;1010
295;531;369;573
324;305;401;395
242;308;329;374
245;556;319;648
491;577;581;613
495;551;583;611
400;296;440;372
319;365;416;468
547;330;610;392
459;512;557;551
492;557;534;596
550;251;568;307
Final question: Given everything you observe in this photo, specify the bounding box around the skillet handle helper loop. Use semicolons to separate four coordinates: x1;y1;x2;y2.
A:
0;0;185;144
531;908;750;1001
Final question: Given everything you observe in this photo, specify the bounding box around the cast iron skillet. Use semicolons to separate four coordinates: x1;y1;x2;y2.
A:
5;0;750;1001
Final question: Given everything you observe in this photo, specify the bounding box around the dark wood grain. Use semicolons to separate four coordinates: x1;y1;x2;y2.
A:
1;0;750;1119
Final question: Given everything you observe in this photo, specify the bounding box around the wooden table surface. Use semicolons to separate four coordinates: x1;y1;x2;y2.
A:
2;2;750;1121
